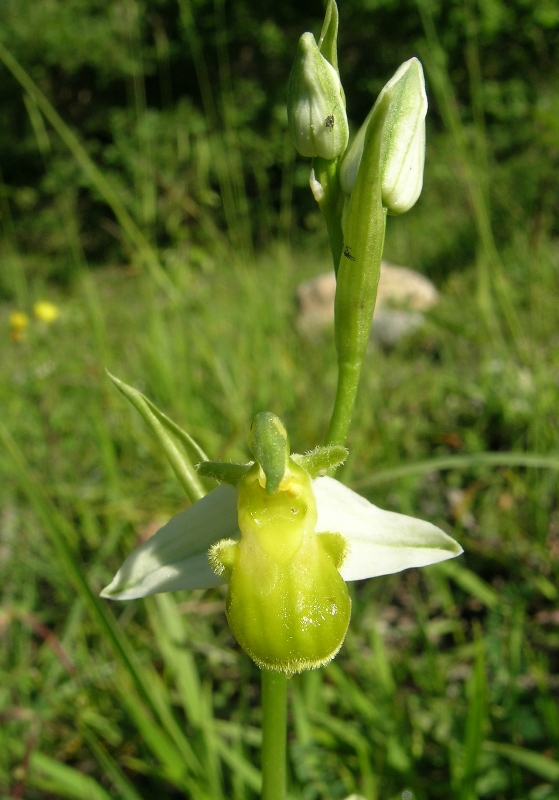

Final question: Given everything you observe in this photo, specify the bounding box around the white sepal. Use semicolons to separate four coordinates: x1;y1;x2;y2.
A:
340;57;427;214
100;485;240;600
313;476;462;581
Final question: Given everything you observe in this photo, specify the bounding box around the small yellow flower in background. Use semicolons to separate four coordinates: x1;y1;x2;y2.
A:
33;301;59;323
9;311;29;342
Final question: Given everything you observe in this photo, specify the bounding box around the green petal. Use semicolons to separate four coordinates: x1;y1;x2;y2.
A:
196;460;252;487
100;486;240;600
291;444;348;477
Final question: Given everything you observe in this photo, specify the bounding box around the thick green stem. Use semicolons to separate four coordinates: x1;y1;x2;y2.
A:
261;669;288;800
313;156;344;271
325;361;361;447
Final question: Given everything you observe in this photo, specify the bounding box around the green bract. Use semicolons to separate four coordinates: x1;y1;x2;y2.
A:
101;413;463;675
333;92;388;384
287;32;348;160
340;58;427;214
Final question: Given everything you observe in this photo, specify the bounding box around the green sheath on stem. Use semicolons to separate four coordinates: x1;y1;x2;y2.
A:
327;95;390;447
261;670;288;800
312;156;345;270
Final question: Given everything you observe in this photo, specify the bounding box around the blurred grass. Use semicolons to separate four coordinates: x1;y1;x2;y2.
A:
1;0;559;798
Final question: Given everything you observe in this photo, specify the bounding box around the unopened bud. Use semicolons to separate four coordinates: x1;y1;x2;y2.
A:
287;32;349;160
340;58;427;214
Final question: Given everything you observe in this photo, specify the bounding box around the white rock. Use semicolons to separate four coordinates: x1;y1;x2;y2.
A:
376;262;439;311
372;308;425;347
296;270;337;336
296;260;439;343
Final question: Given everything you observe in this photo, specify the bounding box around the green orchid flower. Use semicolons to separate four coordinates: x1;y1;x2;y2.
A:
101;412;462;675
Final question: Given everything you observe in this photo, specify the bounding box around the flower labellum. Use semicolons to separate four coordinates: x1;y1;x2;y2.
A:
101;413;462;674
210;459;351;674
287;32;349;160
340;57;427;214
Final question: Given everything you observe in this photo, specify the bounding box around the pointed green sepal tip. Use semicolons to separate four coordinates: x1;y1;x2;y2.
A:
197;460;253;487
248;412;290;495
318;0;340;73
340;57;427;214
292;445;348;477
287;32;348;160
106;370;207;501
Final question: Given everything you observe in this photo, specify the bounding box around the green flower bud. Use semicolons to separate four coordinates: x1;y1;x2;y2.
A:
287;32;349;160
210;459;350;674
340;58;427;214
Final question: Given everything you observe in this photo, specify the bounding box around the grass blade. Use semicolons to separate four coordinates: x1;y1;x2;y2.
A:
0;41;173;296
149;594;203;726
215;736;262;793
483;741;559;782
433;561;500;609
353;452;559;489
111;672;194;787
28;752;114;800
457;631;487;799
82;728;144;800
0;420;201;780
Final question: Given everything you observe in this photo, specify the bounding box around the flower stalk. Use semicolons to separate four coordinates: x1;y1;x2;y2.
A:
261;670;288;800
326;360;363;448
311;156;345;272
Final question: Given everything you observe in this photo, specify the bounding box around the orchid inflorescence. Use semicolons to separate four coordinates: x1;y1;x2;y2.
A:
101;2;462;795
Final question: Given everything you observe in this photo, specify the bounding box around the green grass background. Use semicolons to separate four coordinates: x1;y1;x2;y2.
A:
1;0;559;798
